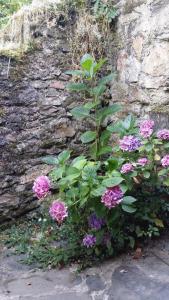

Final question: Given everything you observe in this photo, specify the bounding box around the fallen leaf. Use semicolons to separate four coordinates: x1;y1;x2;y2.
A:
133;247;142;259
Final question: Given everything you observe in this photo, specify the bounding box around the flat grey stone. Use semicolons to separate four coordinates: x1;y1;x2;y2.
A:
21;294;91;300
86;274;105;291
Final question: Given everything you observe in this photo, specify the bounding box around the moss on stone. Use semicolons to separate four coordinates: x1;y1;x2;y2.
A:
151;105;169;114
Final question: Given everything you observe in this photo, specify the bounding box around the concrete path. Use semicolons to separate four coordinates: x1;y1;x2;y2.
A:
1;236;169;300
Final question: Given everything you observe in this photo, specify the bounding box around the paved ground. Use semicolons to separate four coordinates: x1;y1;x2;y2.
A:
1;235;169;300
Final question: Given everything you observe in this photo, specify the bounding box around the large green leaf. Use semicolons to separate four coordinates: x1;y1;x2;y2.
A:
66;82;87;92
122;204;136;213
72;157;87;169
80;131;96;143
58;150;71;164
41;156;58;165
102;177;123;187
122;196;137;205
50;166;65;180
80;54;94;73
97;104;121;122
92;85;106;97
98;73;115;85
122;115;136;130
65;70;84;76
70;106;90;119
91;186;107;197
98;146;112;155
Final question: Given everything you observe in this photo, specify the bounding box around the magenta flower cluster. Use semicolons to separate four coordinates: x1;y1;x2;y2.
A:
88;213;105;230
83;234;96;248
161;155;169;168
137;158;149;166
121;163;134;174
119;135;141;152
101;186;123;209
157;129;169;141
49;200;68;223
33;176;51;199
139;120;154;138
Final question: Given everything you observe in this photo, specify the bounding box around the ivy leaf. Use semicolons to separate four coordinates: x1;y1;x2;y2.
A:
122;205;136;213
102;177;123;187
122;196;137;205
80;131;96;143
41;156;58;165
158;169;167;176
70;106;90;119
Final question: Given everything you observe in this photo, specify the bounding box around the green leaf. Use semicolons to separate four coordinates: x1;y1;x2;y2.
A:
72;158;87;169
98;73;115;85
100;130;111;144
93;58;107;73
164;142;169;149
80;54;94;73
107;158;118;171
98;146;112;155
122;205;136;213
50;166;65;180
143;171;150;179
91;186;106;197
58;150;71;164
158;169;167;176
164;178;169;186
70;106;90;120
65;70;84;76
41;156;58;165
122;115;136;130
122;196;137;205
107;121;123;133
102;177;123;187
66;82;87;92
92;85;106;97
98;104;121;122
145;144;153;152
80;131;96;143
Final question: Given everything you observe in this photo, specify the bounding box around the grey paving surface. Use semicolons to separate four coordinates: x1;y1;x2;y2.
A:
1;235;169;300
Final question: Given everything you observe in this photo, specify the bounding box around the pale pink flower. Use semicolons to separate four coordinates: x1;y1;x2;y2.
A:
33;176;51;199
49;200;68;223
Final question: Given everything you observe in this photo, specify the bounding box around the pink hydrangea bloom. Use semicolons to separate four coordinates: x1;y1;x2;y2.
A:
101;186;123;209
49;200;68;223
33;176;51;199
157;129;169;140
119;135;141;152
83;234;96;248
121;163;134;174
139;120;154;138
137;158;149;166
161;155;169;168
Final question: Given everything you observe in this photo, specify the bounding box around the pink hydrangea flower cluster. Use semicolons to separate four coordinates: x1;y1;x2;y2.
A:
121;163;134;174
101;186;123;209
139;120;154;138
157;129;169;141
33;175;51;199
49;200;68;223
83;234;96;248
119;135;141;152
137;158;149;166
161;155;169;168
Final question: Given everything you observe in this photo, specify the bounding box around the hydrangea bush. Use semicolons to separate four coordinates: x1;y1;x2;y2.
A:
33;54;169;264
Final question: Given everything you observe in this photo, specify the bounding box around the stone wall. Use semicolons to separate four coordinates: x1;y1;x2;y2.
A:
112;0;169;117
1;0;169;222
0;14;87;222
